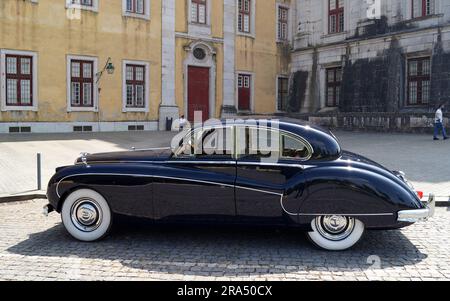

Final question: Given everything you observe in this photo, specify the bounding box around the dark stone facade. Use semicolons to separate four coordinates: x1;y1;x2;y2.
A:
289;71;309;113
340;39;405;113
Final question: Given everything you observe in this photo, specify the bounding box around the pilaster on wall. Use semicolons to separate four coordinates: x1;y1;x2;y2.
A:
222;0;237;117
160;0;179;130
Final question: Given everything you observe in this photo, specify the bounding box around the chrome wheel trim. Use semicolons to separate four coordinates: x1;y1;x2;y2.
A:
315;216;355;242
70;198;103;233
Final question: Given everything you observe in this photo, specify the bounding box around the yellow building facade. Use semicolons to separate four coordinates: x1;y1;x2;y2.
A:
0;0;292;133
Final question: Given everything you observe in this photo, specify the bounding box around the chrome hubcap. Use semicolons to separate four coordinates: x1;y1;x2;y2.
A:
316;216;355;241
70;199;102;232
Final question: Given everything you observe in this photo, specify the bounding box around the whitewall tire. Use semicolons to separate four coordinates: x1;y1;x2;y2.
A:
307;216;365;251
61;189;112;242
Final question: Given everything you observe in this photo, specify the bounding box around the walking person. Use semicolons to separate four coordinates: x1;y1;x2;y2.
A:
179;115;187;132
434;103;448;141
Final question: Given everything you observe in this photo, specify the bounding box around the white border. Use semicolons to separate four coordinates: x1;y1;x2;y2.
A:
122;60;150;113
236;0;256;38
235;70;255;113
122;0;151;20
0;49;39;112
322;0;349;37
66;55;99;112
184;41;217;120
407;0;441;20
276;2;291;43
188;0;212;36
65;0;99;12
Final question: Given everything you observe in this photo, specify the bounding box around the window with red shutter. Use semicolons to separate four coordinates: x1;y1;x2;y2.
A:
412;0;435;18
407;57;431;105
329;0;344;34
326;67;342;107
70;60;94;107
238;0;251;33
191;0;207;24
5;55;33;106
126;64;146;108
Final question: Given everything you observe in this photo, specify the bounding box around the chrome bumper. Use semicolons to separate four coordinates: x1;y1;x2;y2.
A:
397;194;436;223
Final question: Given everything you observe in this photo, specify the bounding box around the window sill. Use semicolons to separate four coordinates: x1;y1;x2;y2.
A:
123;12;151;21
407;13;444;23
320;31;348;39
188;23;212;36
1;105;38;112
123;108;149;113
276;39;290;44
67;107;98;113
237;32;255;39
66;4;99;13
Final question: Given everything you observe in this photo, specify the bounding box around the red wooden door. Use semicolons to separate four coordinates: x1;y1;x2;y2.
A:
238;74;251;111
188;66;210;122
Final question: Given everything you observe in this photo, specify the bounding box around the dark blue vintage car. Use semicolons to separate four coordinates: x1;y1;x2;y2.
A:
44;119;435;251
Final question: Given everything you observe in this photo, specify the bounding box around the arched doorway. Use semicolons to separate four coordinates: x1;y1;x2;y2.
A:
184;41;216;122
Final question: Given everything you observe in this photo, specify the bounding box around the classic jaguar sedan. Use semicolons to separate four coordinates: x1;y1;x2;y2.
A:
44;118;435;251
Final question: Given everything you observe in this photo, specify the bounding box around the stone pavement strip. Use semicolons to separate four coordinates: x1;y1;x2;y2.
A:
0;200;449;281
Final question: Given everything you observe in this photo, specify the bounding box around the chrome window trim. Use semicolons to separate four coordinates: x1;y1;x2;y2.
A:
234;125;314;162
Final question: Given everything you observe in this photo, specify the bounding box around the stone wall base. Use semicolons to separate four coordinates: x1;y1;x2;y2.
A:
287;113;449;133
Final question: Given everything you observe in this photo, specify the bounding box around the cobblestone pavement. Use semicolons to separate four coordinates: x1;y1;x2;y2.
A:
0;200;449;281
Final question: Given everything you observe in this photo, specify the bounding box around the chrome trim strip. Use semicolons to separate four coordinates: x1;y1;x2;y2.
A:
169;161;237;165
75;160;318;169
56;173;279;198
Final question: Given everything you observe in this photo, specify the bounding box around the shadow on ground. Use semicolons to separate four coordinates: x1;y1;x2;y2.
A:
8;217;427;276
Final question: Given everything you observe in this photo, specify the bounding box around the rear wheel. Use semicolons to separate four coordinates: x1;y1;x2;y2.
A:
307;216;365;251
61;189;112;242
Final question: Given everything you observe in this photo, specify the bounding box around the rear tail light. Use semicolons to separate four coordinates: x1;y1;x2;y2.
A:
416;191;424;199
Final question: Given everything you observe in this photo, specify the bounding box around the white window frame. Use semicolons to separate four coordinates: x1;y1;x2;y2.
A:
322;0;348;37
188;0;212;36
122;60;150;113
65;0;99;12
407;0;441;20
66;55;99;112
122;0;151;20
276;75;289;112
0;49;39;112
235;71;255;112
236;0;256;38
276;3;290;42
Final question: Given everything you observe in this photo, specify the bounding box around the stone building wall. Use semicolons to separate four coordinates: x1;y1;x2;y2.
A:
290;0;450;117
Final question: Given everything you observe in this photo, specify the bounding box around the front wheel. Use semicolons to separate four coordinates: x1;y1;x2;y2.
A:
307;216;365;251
61;189;112;242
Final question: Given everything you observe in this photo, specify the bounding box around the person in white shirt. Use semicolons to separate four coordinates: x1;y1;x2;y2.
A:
434;104;448;141
179;115;188;132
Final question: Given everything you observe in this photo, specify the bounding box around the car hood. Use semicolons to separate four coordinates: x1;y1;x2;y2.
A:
76;148;174;164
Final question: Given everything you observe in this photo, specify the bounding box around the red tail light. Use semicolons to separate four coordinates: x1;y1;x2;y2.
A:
416;191;424;199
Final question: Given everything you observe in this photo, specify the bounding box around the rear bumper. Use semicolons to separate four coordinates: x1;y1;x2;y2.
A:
397;194;436;223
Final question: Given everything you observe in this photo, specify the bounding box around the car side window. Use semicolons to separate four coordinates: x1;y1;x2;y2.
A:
237;126;280;160
280;133;312;161
176;127;234;159
237;126;312;161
